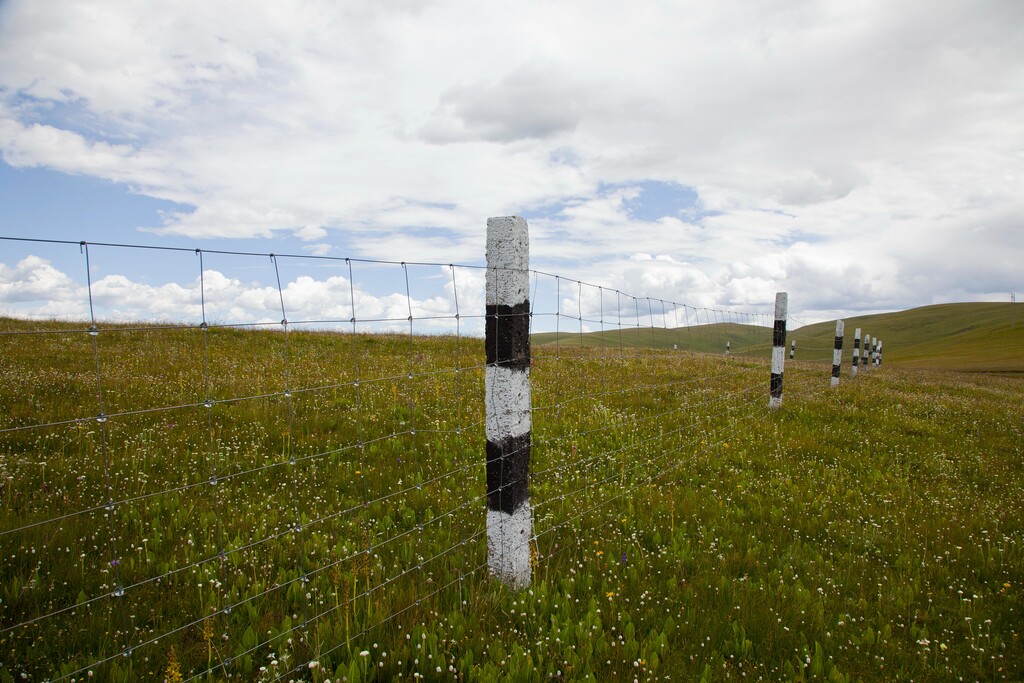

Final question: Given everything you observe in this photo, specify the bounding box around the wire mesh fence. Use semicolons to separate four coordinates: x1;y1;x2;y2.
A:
1;236;797;680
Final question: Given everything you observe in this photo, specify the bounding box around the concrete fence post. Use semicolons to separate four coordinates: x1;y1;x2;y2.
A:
485;216;533;588
852;327;861;376
873;339;880;367
831;320;844;387
770;292;788;410
877;340;883;367
790;339;796;360
863;334;871;372
726;340;730;355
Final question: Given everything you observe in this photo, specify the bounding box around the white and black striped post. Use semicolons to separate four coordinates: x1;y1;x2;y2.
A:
770;292;788;410
790;339;796;360
726;340;730;355
877;339;883;367
831;320;844;387
485;216;533;589
852;327;861;376
862;334;871;372
873;339;880;367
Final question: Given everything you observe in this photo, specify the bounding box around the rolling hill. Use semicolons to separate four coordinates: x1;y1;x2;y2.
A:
533;302;1024;373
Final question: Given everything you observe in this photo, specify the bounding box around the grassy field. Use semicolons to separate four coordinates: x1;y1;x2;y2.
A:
535;302;1024;374
1;314;1022;682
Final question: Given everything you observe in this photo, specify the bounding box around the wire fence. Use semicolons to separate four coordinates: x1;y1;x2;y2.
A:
1;236;846;681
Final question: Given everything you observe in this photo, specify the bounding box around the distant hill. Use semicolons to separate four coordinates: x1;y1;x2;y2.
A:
533;302;1024;373
532;321;772;355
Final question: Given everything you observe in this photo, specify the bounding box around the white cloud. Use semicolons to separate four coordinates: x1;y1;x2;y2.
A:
1;0;1022;324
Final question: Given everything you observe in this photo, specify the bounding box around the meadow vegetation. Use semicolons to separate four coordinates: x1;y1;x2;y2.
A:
1;315;1022;682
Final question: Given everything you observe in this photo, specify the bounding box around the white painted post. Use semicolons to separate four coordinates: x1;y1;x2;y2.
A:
852;327;861;376
769;292;788;410
485;216;533;589
831;320;844;387
877;339;883;367
726;340;730;355
790;339;796;360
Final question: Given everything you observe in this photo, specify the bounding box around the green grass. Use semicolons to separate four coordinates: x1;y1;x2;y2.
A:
1;317;1022;681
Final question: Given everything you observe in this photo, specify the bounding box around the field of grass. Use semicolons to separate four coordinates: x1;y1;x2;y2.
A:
1;315;1023;682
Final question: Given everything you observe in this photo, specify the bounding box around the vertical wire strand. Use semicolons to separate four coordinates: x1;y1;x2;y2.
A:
196;249;230;634
271;254;310;631
345;258;371;627
598;286;606;400
448;265;468;584
82;242;131;660
401;262;425;608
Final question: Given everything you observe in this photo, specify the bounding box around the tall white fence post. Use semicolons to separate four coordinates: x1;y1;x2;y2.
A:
831;320;845;387
726;340;730;355
852;327;861;376
790;339;796;360
485;216;533;589
770;292;788;410
877;339;883;367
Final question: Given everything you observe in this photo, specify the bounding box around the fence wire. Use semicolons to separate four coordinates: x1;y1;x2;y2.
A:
1;237;784;681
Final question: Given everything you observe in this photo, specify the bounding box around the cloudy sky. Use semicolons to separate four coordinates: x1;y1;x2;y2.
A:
1;0;1021;331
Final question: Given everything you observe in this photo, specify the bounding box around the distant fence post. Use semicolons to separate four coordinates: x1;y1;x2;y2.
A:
874;339;880;367
852;327;861;376
726;340;730;355
831;320;844;387
878;339;883;367
790;339;796;360
863;334;871;372
770;292;788;410
485;216;533;589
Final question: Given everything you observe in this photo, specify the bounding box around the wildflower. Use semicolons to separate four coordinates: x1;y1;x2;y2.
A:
165;646;183;683
359;650;370;657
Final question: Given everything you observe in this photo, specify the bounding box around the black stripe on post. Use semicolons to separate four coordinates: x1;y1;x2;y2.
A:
485;302;531;371
773;320;786;347
486;435;530;514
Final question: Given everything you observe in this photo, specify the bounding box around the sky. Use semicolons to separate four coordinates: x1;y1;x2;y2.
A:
1;0;1021;333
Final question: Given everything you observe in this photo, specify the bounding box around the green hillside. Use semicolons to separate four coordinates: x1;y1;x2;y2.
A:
532;321;772;354
789;302;1023;373
534;302;1024;373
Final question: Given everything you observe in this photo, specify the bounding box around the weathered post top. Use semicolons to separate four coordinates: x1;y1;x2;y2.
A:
486;216;530;307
